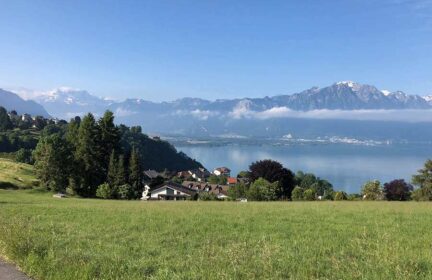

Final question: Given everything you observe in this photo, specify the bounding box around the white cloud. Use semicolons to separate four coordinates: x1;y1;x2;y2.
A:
175;109;220;120
115;107;137;117
229;106;432;122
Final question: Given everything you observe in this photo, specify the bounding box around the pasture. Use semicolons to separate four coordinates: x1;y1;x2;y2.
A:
0;190;432;279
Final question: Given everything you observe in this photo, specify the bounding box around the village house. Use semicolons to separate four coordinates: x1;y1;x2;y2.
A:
227;177;238;185
213;167;231;177
182;181;230;200
149;182;197;200
177;168;211;182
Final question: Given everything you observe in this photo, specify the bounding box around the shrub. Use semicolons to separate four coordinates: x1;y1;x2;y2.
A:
96;183;116;199
334;191;348;201
291;186;304;201
117;184;136;200
198;192;218;201
303;188;316;201
383;179;413;201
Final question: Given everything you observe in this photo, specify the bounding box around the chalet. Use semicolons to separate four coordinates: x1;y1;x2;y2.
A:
182;181;230;200
213;167;231;177
149;182;197;200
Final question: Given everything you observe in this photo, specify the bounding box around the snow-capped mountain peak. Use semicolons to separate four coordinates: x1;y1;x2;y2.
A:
381;90;391;96
336;81;357;87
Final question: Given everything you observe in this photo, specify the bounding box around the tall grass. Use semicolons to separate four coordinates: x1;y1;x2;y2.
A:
1;190;432;279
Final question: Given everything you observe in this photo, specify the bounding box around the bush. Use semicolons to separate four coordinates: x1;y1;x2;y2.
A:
118;184;136;200
291;186;304;201
198;192;218;201
303;188;316;201
383;179;413;201
96;183;117;199
334;191;348;201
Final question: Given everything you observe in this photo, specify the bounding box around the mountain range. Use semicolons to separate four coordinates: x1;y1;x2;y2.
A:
0;89;50;117
1;81;432;140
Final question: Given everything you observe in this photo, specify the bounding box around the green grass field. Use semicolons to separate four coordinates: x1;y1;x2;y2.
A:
1;190;432;279
0;158;39;189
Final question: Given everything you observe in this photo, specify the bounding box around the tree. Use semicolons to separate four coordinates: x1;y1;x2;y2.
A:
412;159;432;188
0;106;12;131
247;178;279;201
33;116;47;130
75;113;104;196
15;148;33;164
334;191;348;201
303;188;316;201
129;147;142;195
361;180;383;200
208;175;227;185
107;150;118;186
227;182;248;200
65;116;81;147
291;186;304;201
383;179;413;201
115;154;127;187
248;160;295;199
98;111;120;173
33;134;72;192
412;184;432;201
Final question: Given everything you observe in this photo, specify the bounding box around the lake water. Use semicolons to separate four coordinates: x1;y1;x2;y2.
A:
176;142;432;193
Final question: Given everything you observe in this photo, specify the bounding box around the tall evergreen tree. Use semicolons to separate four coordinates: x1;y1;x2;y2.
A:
107;150;118;186
129;147;142;192
75;113;103;196
65;116;81;147
33;134;73;192
0;106;12;131
98;111;120;173
115;154;127;186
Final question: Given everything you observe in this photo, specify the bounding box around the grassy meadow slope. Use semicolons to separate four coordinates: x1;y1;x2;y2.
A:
1;190;432;279
0;158;38;189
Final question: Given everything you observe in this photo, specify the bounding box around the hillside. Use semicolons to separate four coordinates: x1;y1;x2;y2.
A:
0;158;39;189
0;89;50;117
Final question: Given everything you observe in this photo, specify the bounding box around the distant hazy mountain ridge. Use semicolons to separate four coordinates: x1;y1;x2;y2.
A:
0;89;50;117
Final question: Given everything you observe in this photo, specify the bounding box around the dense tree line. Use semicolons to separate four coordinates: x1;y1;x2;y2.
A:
30;111;201;197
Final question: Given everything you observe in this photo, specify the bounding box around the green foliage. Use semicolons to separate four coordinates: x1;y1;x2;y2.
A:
96;183;117;199
295;171;334;196
291;186;304;201
247;178;279;201
303;188;316;201
117;184;136;200
248;159;295;199
383;179;413;201
208;175;227;185
334;191;348;201
0;106;12;131
115;155;127;187
198;191;218;201
412;183;432;201
15;148;33;164
237;170;249;178
33;134;72;192
128;147;142;192
361;180;383;200
412;159;432;188
227;182;248;200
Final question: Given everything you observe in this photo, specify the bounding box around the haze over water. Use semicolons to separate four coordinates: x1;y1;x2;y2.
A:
176;143;432;193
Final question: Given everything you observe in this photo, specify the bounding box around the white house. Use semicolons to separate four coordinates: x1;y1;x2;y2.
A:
213;167;231;177
149;182;197;200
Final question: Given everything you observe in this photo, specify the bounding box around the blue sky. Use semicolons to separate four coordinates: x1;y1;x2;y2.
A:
0;0;431;101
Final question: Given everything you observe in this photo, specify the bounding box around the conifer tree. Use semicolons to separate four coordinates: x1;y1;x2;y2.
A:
75;113;103;196
129;147;142;192
107;150;117;186
115;154;127;187
98;111;120;173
